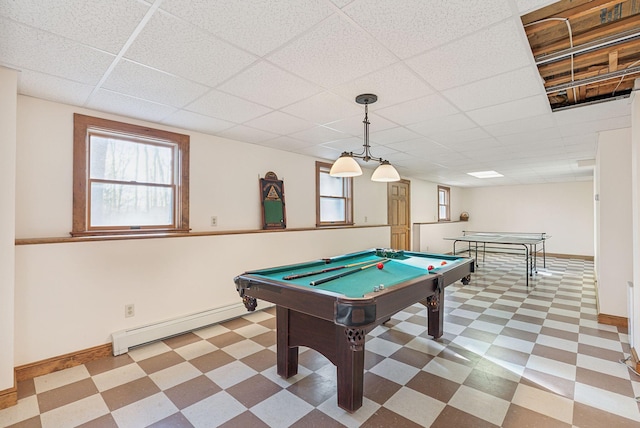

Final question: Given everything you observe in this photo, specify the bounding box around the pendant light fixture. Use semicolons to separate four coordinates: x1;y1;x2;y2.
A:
329;94;400;182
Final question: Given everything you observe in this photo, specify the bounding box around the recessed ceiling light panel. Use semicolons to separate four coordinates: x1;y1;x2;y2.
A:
467;170;504;178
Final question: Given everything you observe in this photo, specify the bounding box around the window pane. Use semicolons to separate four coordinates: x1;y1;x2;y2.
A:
319;172;344;197
439;206;447;219
320;197;345;222
439;190;445;204
90;182;173;226
90;135;173;184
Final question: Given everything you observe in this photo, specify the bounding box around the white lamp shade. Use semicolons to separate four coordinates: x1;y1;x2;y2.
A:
371;162;400;182
330;155;362;177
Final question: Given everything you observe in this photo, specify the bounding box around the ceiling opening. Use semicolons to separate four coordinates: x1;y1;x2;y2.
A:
521;0;640;111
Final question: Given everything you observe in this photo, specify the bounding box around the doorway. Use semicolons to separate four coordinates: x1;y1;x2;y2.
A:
388;179;411;250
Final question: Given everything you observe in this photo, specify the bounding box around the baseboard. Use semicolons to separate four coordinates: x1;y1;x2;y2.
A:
0;382;17;410
545;253;594;261
632;348;640;373
597;313;628;328
15;343;112;383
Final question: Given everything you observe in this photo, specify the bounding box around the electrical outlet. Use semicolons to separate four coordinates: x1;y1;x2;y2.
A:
210;216;217;227
125;304;135;318
364;216;368;223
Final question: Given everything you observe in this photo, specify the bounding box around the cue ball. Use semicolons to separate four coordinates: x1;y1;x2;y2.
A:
427;265;434;271
441;261;447;266
377;262;384;269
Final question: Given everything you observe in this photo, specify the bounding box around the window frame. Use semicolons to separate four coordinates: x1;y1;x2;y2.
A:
315;161;354;227
72;113;189;236
438;185;450;222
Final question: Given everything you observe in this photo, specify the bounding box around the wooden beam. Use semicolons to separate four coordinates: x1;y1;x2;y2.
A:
537;39;640;78
525;0;640;50
529;15;640;57
609;50;619;71
522;0;594;25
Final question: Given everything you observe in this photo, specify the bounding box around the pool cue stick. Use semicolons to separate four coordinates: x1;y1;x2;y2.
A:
282;259;373;280
310;259;389;286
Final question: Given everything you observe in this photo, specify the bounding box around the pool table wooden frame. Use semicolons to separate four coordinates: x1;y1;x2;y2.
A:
234;250;474;412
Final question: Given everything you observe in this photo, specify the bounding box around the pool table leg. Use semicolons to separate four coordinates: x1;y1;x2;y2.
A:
276;306;299;378
336;327;366;412
426;279;445;339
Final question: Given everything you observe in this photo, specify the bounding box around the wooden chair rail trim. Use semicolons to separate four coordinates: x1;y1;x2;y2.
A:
15;224;390;246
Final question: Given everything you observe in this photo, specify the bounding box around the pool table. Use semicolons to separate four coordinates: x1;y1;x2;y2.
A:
233;249;474;412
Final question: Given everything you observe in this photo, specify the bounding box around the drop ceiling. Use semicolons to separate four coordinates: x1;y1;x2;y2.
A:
0;0;635;187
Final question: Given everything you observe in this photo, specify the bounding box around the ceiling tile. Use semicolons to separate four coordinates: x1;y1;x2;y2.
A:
293;144;344;160
386;139;451;155
408;114;477;136
289;125;349;144
124;10;257;88
268;14;397;87
185;89;272;123
102;59;210;108
0;0;150;54
86;89;177;123
325;113;397;136
484;113;556;137
497;127;562;146
369;126;422;145
218;125;278;144
428;127;493;145
558;115;631;138
466;95;550;126
161;0;333;56
17;69;94;106
553;98;631;125
161;110;236;135
260;136;315;151
282;91;363;125
0;18;114;85
344;0;513;58
217;61;322;109
244;111;314;135
406;19;533;90
332;63;434;108
443;67;544;111
376;94;459;125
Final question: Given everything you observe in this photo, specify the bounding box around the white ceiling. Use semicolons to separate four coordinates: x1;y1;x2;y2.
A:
1;0;631;187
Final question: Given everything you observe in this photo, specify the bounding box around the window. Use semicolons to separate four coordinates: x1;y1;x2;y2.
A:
72;114;189;236
316;161;353;226
438;185;450;221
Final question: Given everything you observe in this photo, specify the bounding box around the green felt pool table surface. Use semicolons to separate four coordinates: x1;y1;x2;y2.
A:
247;250;470;298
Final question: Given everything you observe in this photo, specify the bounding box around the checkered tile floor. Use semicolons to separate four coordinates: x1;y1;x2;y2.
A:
2;254;640;427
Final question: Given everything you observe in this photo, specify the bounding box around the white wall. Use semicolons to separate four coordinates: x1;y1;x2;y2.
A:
596;128;632;317
11;96;393;365
15;227;388;364
15;97;389;238
410;180;464;224
460;182;594;256
0;68;17;391
631;85;640;352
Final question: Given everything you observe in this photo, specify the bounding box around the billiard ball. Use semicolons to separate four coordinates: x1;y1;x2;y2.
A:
441;261;447;266
377;262;384;269
427;265;434;271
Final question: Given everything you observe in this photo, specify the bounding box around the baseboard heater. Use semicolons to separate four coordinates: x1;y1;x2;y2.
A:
111;303;251;356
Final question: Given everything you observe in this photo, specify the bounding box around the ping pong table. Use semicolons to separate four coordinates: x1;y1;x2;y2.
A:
444;231;550;287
